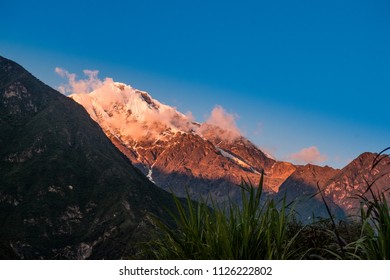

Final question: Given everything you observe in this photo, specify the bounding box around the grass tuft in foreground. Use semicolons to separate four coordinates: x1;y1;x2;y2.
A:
141;148;390;260
143;172;304;259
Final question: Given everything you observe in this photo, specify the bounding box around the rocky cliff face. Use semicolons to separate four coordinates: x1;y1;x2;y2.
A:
200;125;296;192
70;83;295;205
2;55;389;258
0;56;176;259
69;77;390;219
277;164;345;221
324;152;390;216
276;153;390;220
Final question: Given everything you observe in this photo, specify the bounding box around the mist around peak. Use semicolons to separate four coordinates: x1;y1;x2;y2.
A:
56;68;244;143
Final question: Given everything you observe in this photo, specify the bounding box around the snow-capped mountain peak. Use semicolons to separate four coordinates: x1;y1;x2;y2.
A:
68;78;293;198
70;80;195;141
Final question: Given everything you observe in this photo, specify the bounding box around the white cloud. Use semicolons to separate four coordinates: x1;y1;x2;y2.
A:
55;67;104;95
203;105;241;136
288;146;327;164
56;70;245;143
59;68;198;141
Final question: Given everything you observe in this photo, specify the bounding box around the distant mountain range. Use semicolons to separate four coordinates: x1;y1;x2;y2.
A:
0;55;389;259
69;77;390;219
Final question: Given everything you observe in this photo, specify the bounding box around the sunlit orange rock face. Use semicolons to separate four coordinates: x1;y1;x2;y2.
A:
324;152;390;215
71;81;390;219
70;83;296;203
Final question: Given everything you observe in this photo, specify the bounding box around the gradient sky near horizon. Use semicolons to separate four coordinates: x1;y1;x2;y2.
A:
1;0;389;168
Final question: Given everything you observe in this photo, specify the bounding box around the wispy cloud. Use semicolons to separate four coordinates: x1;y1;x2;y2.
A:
288;146;327;164
57;67;197;141
55;67;104;95
204;105;241;135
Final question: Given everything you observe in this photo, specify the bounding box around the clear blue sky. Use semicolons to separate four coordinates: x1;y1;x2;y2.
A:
1;0;389;168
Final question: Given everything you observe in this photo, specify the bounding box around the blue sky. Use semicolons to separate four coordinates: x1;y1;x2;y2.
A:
1;0;389;168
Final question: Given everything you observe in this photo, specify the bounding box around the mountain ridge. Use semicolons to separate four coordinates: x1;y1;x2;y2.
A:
68;75;390;219
0;55;176;259
69;81;295;199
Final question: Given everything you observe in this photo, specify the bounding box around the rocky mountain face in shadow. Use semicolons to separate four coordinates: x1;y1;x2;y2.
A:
276;164;345;221
0;56;176;259
69;74;390;221
70;82;296;206
1;56;389;260
276;152;390;221
324;152;390;217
